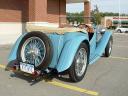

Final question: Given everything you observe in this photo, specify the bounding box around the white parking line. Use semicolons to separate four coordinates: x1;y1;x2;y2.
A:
0;64;6;69
113;45;128;48
110;56;128;60
114;33;128;35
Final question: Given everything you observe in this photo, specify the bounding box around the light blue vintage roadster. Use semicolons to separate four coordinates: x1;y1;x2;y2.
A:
8;24;113;82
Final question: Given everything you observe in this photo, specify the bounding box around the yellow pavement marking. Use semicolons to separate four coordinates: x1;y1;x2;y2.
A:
110;56;128;60
0;64;99;96
48;81;99;96
0;64;6;69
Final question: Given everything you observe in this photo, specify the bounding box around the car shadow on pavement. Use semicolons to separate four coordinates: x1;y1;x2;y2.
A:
9;71;56;86
56;72;74;83
8;70;73;86
6;60;73;85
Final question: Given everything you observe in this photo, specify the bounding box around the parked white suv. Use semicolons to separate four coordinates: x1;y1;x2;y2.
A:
116;26;128;33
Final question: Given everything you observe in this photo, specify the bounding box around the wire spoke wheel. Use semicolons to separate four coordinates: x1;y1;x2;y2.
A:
21;37;46;67
68;43;89;82
75;48;87;77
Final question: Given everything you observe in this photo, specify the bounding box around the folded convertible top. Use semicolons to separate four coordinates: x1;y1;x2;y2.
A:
26;24;87;34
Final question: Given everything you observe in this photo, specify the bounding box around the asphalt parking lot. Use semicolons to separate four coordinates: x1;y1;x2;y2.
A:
0;33;128;96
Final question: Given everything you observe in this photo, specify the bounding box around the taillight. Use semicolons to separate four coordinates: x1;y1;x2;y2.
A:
12;66;16;71
32;70;41;77
12;62;19;71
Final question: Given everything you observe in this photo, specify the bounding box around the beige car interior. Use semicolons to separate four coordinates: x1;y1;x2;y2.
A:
26;24;88;34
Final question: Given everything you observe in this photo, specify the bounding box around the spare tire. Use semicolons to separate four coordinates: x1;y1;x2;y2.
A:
17;31;53;70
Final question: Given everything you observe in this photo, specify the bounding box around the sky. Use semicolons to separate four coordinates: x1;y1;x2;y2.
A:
66;0;128;14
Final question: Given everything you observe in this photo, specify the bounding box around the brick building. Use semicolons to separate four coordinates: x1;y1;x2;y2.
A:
101;16;128;28
0;0;91;44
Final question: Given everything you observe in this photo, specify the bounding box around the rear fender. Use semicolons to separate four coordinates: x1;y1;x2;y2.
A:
56;33;89;72
8;33;27;63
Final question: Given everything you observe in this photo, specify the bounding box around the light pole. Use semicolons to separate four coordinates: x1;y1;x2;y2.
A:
118;0;121;27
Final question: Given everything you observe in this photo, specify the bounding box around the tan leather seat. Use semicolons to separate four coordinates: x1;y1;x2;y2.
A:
78;24;94;33
86;25;94;33
26;24;87;34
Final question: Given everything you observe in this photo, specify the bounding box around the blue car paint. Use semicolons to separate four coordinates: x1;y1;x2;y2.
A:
8;32;89;72
8;33;64;68
8;33;27;62
56;32;89;72
89;31;112;64
48;34;64;68
8;30;112;73
89;32;97;59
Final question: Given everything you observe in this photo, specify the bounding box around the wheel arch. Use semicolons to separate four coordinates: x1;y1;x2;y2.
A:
56;34;89;72
83;40;90;61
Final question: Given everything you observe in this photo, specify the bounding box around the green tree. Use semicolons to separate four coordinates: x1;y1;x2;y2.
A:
66;12;84;24
91;5;102;25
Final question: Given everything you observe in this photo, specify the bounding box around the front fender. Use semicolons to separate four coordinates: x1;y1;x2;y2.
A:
56;33;89;72
95;31;113;55
89;31;113;64
8;33;27;63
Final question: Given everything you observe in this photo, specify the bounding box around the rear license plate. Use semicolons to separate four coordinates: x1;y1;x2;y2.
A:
20;63;34;74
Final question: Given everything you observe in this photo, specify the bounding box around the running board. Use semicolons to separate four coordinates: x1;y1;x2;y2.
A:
89;53;101;64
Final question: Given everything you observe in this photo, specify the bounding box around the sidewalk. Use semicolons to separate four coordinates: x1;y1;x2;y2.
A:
0;45;12;65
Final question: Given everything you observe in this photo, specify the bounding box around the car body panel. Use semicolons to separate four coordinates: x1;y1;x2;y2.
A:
89;32;97;59
89;31;112;64
47;34;64;68
8;33;27;62
8;32;89;72
8;30;112;73
56;32;89;72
